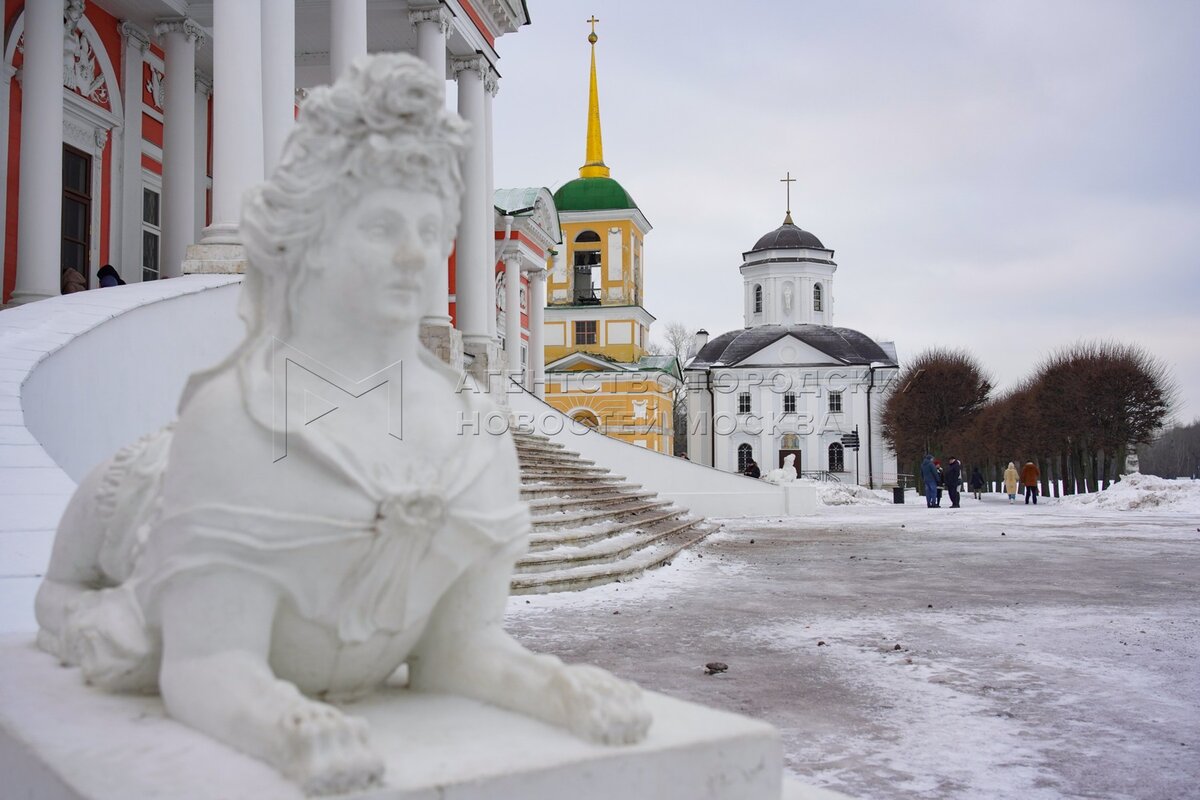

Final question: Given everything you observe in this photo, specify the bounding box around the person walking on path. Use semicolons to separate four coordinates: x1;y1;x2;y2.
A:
1003;462;1019;503
944;457;963;508
969;467;985;500
1021;461;1041;505
920;454;939;508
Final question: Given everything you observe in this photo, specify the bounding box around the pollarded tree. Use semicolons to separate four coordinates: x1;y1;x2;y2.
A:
881;348;993;477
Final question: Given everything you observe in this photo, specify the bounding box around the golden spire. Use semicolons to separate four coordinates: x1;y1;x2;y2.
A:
579;15;610;179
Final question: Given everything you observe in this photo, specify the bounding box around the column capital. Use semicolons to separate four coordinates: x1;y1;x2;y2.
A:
484;68;500;97
195;72;213;96
526;264;547;280
409;5;452;36
154;17;207;47
451;54;488;80
119;20;152;52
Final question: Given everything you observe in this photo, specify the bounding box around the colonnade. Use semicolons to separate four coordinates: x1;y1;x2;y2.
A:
5;0;545;393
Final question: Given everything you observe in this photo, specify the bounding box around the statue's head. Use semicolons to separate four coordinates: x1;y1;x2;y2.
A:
240;53;469;340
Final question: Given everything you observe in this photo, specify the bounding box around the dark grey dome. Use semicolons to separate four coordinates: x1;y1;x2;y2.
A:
750;218;825;252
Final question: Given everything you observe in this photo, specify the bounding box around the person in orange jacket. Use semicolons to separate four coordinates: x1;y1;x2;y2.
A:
1020;461;1041;505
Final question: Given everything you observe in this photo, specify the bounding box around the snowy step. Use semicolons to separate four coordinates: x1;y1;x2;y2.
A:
527;508;686;551
521;482;641;500
516;517;706;574
517;454;597;468
526;490;655;513
530;498;675;530
510;524;719;594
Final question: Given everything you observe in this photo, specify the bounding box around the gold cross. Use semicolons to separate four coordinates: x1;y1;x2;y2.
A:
587;15;600;35
780;171;796;214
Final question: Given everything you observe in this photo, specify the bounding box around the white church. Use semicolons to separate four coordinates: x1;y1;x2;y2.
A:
684;208;901;488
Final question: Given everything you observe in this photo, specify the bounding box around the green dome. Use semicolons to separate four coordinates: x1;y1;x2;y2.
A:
553;177;638;212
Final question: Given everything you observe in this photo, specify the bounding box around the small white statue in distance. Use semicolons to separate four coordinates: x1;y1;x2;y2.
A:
763;454;799;484
35;54;650;795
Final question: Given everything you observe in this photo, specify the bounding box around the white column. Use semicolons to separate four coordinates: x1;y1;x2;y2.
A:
410;6;450;78
410;6;452;327
194;74;211;241
484;69;498;339
529;267;547;398
10;0;66;303
117;22;150;283
261;0;295;175
451;56;488;345
330;0;368;82
0;64;17;284
504;251;521;378
155;19;203;279
203;0;264;245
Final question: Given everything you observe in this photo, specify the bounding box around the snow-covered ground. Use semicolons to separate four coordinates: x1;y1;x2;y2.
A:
506;494;1200;800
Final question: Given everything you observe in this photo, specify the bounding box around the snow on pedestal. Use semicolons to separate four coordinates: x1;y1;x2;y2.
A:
0;636;786;800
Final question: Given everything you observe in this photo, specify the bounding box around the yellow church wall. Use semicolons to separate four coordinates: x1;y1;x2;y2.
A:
544;375;675;454
551;219;642;306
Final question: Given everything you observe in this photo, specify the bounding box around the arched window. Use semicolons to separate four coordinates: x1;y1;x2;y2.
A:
573;231;602;302
813;283;823;312
753;284;762;313
575;230;601;243
828;441;844;472
737;443;754;472
781;433;800;449
573;409;600;429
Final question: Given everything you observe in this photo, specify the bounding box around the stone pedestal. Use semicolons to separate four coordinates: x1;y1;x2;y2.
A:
418;322;464;373
463;338;507;396
181;242;248;274
0;636;842;800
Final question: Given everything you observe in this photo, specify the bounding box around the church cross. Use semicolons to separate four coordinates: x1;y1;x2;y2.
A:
780;171;796;216
587;15;600;35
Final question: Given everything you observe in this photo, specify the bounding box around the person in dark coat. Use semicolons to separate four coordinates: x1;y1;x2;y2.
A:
969;467;985;500
920;454;938;508
97;264;125;287
944;457;963;508
743;458;761;479
934;459;944;507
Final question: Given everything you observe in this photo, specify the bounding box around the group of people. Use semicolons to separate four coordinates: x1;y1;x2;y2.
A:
920;455;1043;507
61;264;125;294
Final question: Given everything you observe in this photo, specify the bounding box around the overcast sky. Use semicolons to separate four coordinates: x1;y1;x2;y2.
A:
490;0;1200;423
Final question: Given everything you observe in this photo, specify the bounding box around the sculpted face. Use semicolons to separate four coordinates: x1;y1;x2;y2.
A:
311;187;446;328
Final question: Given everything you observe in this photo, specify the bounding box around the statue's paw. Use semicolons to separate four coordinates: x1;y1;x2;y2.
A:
552;664;651;745
277;700;384;796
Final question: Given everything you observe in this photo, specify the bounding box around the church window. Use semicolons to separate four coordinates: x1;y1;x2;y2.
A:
828;442;845;473
737;392;751;414
783;393;797;414
574;320;597;345
573;233;602;303
737;443;753;472
575;230;601;243
829;390;843;414
753;284;763;313
813;283;823;312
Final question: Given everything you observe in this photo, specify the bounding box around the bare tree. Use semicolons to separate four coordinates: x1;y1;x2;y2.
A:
649;321;694;456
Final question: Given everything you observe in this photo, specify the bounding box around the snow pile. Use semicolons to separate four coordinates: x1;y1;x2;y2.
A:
1063;473;1200;513
818;482;890;506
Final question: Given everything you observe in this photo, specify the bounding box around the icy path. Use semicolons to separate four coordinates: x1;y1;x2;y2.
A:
506;496;1200;800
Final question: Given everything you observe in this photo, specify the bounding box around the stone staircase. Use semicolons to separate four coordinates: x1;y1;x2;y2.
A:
510;429;719;594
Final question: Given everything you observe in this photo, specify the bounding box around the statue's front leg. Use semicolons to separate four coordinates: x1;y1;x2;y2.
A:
157;571;383;795
408;553;650;745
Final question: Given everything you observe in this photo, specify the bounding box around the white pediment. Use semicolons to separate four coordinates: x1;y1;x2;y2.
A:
737;334;842;367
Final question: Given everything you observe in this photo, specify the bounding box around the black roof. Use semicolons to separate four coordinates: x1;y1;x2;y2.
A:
686;324;896;369
749;220;825;253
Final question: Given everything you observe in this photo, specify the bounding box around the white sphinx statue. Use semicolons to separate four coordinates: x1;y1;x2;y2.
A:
763;454;799;485
34;54;649;795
